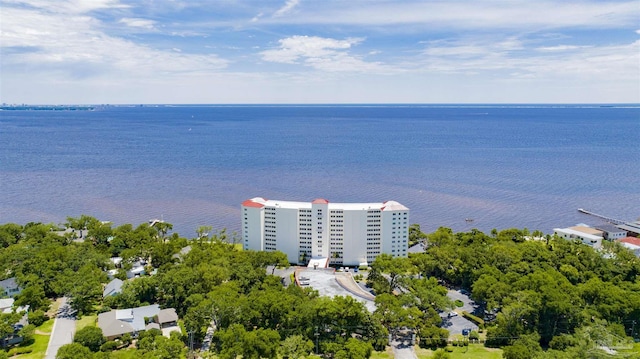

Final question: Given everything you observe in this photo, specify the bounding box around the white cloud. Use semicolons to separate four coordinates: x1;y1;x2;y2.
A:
119;18;156;30
419;36;639;82
260;0;639;30
261;36;360;63
0;4;227;79
250;12;264;22
536;45;591;52
273;0;300;17
260;35;389;73
2;0;129;14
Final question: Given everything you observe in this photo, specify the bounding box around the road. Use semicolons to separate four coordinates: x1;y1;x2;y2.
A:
45;297;77;359
391;332;418;359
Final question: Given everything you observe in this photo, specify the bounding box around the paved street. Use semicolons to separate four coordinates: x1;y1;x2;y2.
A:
45;297;77;359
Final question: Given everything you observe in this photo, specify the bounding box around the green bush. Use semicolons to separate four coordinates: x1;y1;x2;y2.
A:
445;346;454;352
461;311;484;326
100;340;118;352
454;300;464;307
28;310;49;327
469;330;479;340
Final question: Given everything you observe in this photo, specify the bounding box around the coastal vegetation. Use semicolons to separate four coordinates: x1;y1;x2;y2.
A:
0;218;638;358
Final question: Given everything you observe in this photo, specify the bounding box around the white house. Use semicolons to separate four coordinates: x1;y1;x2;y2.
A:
554;226;604;249
242;197;409;266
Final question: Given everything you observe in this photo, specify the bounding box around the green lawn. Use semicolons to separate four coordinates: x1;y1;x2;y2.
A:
12;317;58;359
370;349;393;359
76;314;97;331
416;344;503;359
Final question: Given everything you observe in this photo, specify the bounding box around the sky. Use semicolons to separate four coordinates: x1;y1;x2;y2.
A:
1;0;639;104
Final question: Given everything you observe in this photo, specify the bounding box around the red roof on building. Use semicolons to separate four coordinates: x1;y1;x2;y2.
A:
312;198;329;204
242;199;265;208
619;237;640;247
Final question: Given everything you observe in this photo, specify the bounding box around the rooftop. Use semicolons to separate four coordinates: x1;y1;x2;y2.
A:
242;198;409;211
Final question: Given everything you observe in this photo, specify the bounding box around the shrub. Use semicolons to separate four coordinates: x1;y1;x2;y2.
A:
28;310;49;327
74;326;106;352
461;311;484;326
445;346;454;352
454;300;464;307
469;330;479;340
100;341;118;352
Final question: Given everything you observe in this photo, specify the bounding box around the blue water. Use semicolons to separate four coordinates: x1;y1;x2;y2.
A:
1;105;638;237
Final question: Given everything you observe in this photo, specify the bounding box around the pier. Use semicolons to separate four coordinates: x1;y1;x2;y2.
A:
577;208;625;225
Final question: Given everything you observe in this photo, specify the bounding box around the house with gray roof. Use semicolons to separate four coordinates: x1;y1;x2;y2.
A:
0;278;22;298
98;304;180;340
103;278;123;298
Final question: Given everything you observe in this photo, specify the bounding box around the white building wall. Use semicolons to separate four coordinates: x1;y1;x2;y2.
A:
381;209;409;258
312;201;329;259
242;205;264;252
241;198;409;266
273;207;300;264
341;209;368;266
553;228;603;249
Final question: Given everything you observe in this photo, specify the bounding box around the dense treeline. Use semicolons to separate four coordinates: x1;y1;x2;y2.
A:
407;226;640;358
0;219;639;358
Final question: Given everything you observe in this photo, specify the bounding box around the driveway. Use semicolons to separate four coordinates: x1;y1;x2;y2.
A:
45;297;76;359
391;330;417;359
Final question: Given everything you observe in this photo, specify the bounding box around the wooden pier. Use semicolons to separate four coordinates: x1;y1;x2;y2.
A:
577;208;625;225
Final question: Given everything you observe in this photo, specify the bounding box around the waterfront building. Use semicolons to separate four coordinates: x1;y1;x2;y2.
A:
595;224;628;241
241;197;409;266
553;226;603;249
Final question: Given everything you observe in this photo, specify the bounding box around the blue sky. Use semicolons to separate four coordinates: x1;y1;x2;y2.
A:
1;0;638;103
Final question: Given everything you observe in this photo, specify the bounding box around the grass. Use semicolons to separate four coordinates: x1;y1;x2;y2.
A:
13;317;57;359
370;348;394;359
76;314;97;331
415;344;503;359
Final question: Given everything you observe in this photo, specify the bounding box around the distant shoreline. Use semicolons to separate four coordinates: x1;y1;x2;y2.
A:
0;105;95;111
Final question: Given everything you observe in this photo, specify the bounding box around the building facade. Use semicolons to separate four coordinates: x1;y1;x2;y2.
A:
242;197;410;266
553;226;603;249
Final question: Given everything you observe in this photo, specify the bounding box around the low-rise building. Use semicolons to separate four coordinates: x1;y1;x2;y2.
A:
0;278;22;298
103;279;123;298
98;304;180;340
554;226;604;249
595;224;628;241
617;237;640;257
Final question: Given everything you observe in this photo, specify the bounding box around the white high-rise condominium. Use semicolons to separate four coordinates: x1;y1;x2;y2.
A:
241;197;410;266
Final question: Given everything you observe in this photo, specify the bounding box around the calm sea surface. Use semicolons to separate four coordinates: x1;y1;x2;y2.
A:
1;105;638;237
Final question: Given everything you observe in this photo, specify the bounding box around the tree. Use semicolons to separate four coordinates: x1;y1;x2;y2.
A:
56;343;92;359
15;283;48;312
334;338;373;359
196;226;212;240
280;335;313;359
73;326;106;352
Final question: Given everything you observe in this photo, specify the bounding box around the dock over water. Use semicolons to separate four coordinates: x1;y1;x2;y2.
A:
578;208;625;225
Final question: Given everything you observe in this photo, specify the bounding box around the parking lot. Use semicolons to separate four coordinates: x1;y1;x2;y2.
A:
440;289;479;336
297;268;376;312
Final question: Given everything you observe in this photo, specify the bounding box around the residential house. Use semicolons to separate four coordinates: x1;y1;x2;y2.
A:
103;279;123;298
0;278;22;298
157;308;180;337
98;304;179;340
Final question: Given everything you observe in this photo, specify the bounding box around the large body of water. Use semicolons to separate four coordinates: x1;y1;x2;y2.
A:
1;105;638;238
